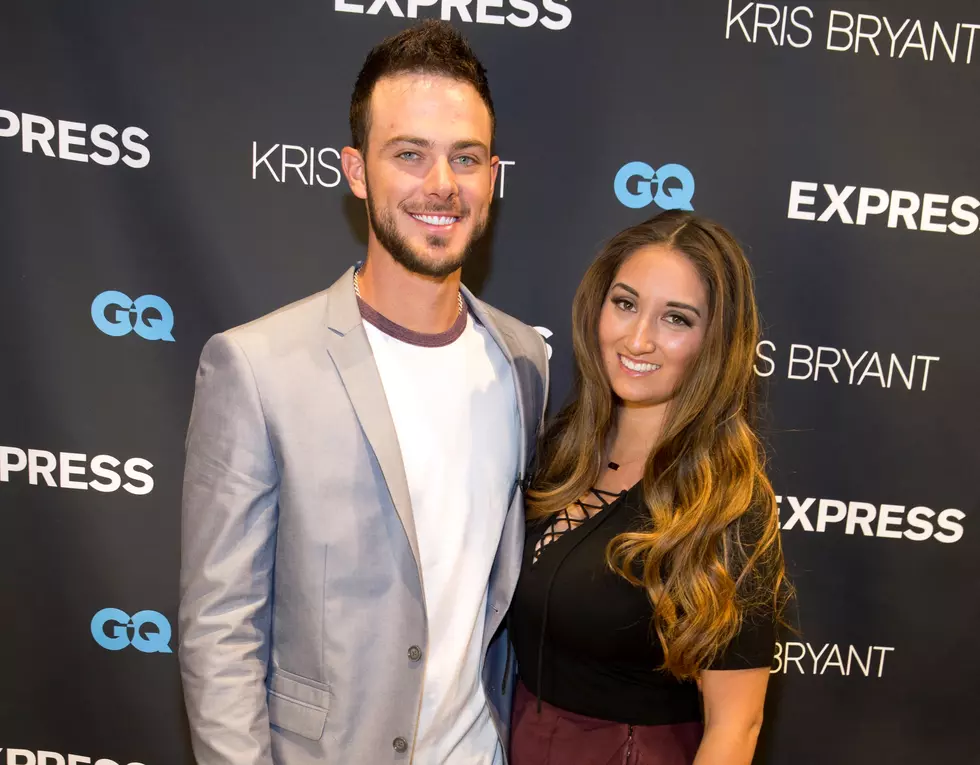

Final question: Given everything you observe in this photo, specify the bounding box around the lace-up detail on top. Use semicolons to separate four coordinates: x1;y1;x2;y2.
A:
533;487;625;562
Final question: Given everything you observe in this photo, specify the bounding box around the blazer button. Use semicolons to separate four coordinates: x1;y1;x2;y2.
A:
393;737;409;754
408;645;422;662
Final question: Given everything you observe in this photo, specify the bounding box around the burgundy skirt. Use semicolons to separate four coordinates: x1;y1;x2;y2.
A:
509;681;703;765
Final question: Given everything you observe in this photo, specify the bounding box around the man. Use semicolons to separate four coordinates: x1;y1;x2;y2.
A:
178;20;549;765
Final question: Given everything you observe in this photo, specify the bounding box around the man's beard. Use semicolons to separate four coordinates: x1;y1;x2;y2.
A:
366;190;489;279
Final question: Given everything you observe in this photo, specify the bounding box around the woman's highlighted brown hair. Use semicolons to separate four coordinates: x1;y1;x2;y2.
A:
527;210;793;679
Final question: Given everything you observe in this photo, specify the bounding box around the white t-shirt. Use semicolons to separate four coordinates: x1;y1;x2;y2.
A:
363;303;519;765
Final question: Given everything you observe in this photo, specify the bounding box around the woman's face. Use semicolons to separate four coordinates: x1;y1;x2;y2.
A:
597;244;709;408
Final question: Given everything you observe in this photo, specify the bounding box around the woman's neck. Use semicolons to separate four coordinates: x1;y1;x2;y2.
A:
608;402;667;463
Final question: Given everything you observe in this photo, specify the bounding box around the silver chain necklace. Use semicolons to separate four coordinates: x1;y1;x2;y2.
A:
353;266;464;318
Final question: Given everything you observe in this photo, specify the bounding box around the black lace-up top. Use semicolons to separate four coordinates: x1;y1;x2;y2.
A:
509;481;776;726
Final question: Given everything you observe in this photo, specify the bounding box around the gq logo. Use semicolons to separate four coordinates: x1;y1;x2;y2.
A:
614;161;695;211
91;291;174;342
91;608;172;653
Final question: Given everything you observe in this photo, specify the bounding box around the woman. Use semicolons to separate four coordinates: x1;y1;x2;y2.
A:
508;211;792;765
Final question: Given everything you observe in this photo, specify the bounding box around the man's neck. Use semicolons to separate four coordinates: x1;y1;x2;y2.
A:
356;246;462;335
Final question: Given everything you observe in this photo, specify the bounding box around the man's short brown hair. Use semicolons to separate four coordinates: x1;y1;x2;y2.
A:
349;20;495;152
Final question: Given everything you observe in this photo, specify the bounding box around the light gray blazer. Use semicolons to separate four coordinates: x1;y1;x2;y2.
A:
178;267;550;765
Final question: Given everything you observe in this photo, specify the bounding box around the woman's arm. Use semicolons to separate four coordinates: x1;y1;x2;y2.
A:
693;667;770;765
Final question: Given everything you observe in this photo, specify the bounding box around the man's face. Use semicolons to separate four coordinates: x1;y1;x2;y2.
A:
353;73;498;278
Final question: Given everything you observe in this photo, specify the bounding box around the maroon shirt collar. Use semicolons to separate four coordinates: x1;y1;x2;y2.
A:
357;296;468;348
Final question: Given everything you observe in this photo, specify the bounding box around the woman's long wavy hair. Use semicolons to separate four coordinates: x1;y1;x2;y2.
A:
527;211;792;680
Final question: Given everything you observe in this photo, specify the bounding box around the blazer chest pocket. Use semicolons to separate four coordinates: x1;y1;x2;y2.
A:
267;668;331;741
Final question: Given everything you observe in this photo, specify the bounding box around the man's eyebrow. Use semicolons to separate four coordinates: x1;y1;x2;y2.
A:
451;139;489;153
381;137;489;154
382;135;432;149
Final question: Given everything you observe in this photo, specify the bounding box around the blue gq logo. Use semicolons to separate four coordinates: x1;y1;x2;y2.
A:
614;161;695;210
91;608;173;653
91;291;175;342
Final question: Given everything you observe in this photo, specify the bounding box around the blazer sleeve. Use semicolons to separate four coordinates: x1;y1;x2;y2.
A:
534;328;551;431
529;326;551;447
178;332;279;765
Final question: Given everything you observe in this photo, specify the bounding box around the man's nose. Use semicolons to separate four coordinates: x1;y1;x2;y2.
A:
423;156;459;199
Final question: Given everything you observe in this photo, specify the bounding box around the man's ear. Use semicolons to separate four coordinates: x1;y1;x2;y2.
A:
341;146;368;200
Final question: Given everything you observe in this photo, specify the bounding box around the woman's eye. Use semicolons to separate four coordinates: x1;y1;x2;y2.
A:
666;313;691;327
613;297;636;312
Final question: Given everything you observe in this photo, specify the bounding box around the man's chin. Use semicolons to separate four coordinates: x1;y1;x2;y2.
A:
370;208;486;278
414;252;468;278
390;242;468;279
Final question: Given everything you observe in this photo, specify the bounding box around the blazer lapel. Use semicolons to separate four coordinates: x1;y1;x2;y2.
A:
462;286;534;480
463;287;535;647
323;267;422;574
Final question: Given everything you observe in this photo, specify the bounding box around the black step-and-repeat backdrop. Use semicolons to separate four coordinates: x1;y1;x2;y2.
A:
2;2;978;764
